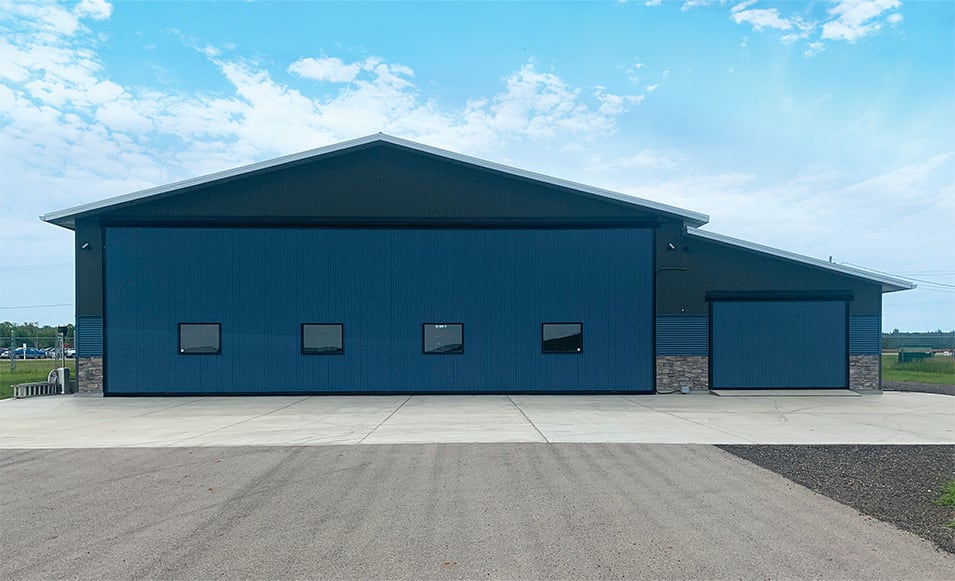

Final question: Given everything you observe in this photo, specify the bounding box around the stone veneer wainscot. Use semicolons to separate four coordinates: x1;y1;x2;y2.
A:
656;355;709;392
849;354;881;391
76;356;103;392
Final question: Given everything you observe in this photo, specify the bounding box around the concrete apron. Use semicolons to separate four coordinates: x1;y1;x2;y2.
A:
1;392;952;448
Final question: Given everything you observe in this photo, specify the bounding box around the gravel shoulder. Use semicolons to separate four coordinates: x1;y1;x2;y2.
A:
719;444;955;554
882;381;955;396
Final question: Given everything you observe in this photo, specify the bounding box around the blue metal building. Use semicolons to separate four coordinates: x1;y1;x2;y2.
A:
42;135;912;395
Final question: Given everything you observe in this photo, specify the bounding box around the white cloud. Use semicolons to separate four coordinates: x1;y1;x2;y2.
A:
731;7;792;31
718;0;902;51
625;61;646;84
804;41;827;56
682;0;723;11
595;87;644;116
289;56;362;83
842;152;953;199
75;0;112;20
827;0;900;28
586;148;687;172
821;0;902;42
780;18;816;43
0;0;650;211
645;0;663;6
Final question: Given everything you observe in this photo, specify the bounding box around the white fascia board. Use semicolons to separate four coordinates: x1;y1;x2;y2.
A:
40;134;709;229
685;227;915;293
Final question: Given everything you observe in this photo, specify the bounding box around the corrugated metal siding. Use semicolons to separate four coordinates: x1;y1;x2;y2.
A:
656;315;708;355
104;227;654;394
849;315;881;355
102;146;663;222
654;223;883;317
711;301;847;389
76;316;103;357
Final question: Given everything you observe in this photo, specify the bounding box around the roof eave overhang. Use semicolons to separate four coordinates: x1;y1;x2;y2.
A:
40;134;709;231
685;227;915;293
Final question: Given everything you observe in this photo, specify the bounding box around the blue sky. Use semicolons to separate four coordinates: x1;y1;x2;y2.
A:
1;0;953;331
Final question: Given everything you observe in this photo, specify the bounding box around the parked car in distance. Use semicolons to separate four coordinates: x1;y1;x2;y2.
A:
0;349;8;359
5;347;49;359
65;348;76;357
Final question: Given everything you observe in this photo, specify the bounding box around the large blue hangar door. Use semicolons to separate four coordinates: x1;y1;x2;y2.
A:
710;300;848;389
104;227;654;395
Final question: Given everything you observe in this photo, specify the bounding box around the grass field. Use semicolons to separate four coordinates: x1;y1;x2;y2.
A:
882;354;955;385
0;359;77;399
1;355;951;399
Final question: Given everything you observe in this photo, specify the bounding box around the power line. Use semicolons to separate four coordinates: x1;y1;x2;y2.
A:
0;263;73;272
0;304;74;309
839;262;955;289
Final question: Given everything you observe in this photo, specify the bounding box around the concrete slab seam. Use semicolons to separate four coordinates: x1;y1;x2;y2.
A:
840;417;953;441
126;397;212;418
620;394;757;442
506;395;549;443
357;396;412;444
166;397;310;446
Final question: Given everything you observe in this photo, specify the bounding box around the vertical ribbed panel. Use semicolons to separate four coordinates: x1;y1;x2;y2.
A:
656;315;708;355
711;301;847;389
849;315;881;355
76;316;103;357
104;227;654;394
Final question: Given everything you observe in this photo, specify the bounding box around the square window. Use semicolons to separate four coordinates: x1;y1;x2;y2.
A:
179;323;221;355
423;323;464;354
302;323;344;355
542;323;582;354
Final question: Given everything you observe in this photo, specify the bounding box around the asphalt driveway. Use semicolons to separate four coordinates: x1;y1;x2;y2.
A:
2;394;953;579
2;444;952;580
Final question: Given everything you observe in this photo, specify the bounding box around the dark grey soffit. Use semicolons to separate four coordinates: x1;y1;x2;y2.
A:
686;227;914;293
40;134;710;230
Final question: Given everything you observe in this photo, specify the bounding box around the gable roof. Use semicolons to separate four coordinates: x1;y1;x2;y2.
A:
686;227;914;293
41;133;710;230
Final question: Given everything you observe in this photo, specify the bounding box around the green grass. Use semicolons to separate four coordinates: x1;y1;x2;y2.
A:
3;354;949;397
0;359;77;399
882;354;955;385
937;480;955;529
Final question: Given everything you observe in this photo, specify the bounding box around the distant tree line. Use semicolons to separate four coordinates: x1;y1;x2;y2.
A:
3;321;951;351
1;322;75;350
882;330;955;350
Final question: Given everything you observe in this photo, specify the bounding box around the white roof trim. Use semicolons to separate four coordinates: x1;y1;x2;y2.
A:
686;227;915;293
41;133;709;228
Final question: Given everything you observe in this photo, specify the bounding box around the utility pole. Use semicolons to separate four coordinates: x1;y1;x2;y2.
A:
9;330;15;372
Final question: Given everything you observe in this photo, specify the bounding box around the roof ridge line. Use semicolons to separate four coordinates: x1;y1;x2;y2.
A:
41;134;708;229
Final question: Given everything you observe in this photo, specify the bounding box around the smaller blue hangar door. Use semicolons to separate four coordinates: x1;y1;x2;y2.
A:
710;299;848;389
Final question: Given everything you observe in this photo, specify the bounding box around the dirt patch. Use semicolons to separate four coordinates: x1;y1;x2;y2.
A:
719;444;955;554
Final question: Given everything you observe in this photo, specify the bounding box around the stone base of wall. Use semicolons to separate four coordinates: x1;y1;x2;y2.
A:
849;354;880;391
77;357;103;393
656;355;709;392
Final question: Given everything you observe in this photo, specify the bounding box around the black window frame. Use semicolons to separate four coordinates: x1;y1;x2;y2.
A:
422;322;464;355
541;322;583;354
301;323;345;355
178;323;222;355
